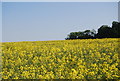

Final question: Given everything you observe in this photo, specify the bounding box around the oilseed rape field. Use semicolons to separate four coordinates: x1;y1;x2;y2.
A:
1;38;120;79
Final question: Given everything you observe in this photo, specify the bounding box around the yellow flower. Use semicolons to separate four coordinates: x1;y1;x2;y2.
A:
2;38;119;79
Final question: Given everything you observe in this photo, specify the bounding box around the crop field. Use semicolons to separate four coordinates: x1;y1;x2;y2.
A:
1;38;120;79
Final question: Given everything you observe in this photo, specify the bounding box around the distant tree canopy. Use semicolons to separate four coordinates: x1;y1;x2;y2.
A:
66;21;120;40
66;29;96;39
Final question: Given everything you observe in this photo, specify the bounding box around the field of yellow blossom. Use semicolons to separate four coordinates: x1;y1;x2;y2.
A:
1;38;120;79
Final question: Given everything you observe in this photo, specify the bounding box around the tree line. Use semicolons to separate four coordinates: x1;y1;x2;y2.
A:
65;21;120;40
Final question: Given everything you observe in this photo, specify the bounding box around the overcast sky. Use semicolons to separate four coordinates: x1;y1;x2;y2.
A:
2;2;118;42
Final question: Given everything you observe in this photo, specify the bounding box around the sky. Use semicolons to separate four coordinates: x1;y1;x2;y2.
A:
118;1;120;22
0;2;2;42
2;2;118;42
1;0;120;2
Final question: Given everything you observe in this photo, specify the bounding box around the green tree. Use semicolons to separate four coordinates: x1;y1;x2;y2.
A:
97;25;113;38
112;21;120;37
66;30;96;39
